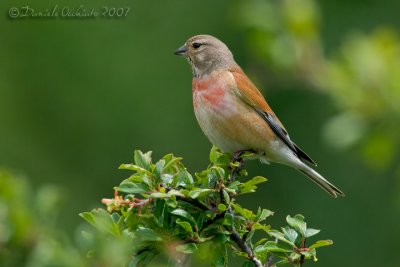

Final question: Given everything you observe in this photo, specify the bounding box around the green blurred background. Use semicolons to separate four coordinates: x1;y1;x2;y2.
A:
1;0;400;266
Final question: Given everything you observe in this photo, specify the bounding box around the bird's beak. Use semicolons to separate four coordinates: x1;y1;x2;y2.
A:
174;44;188;56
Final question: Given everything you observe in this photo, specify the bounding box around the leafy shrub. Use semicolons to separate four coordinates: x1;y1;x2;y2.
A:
81;147;333;266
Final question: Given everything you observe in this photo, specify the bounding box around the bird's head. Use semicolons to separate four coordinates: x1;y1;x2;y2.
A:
174;35;236;77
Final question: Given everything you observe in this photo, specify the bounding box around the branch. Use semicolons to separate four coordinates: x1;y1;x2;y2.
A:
220;157;264;267
175;195;209;210
266;254;274;267
229;224;263;267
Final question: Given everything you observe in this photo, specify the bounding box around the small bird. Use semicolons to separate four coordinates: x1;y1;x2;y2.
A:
174;35;344;197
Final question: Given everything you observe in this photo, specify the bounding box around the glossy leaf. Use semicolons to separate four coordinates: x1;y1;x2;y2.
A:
239;176;268;194
305;228;320;238
171;208;196;225
286;214;307;236
309;240;333;249
189;188;214;199
115;181;149;194
134;150;152;170
79;209;121;237
176;219;193;235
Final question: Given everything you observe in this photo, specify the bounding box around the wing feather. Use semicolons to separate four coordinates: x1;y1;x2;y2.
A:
229;67;316;166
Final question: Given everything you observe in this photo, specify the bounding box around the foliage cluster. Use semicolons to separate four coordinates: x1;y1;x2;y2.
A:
81;148;332;266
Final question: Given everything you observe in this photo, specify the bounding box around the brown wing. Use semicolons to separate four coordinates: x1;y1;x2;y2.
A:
229;66;316;166
229;66;274;114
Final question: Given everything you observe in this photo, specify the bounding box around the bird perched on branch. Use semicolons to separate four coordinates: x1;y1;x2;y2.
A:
174;34;344;197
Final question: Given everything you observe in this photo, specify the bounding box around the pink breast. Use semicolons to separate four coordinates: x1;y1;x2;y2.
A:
192;78;226;108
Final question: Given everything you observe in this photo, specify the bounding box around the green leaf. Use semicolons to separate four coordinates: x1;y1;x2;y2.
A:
289;251;301;263
161;174;173;185
268;230;295;246
257;208;274;222
263;241;292;253
141;174;155;188
223;190;230;204
209;146;230;165
242;176;268;187
224;213;234;226
254;238;268;246
119;164;152;176
149;192;170;198
154;159;165;178
115;181;149;194
175;243;198;254
282;227;298;243
245;229;255;242
254;244;268;255
252;223;270;232
171;208;196;225
178;189;190;198
274;259;289;265
127;174;144;183
153;199;165;226
218;203;227;212
166;198;178;208
239;176;268;194
176;219;193;235
300;249;317;260
134;150;152;170
111;212;121;223
175;170;194;188
135;227;162;242
163;156;183;172
79;208;121;237
167;189;185;198
189;188;214;199
210;145;219;163
227;181;241;189
309;240;333;249
286;214;307;236
211;166;226;179
232;203;254;220
305;228;320;238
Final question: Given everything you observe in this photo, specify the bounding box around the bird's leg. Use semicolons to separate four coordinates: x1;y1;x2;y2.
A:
229;149;255;182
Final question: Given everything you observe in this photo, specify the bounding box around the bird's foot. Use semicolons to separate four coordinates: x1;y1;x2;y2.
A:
231;149;256;162
229;149;255;182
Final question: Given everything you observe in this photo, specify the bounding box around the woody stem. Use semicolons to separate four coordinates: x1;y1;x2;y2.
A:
222;159;264;267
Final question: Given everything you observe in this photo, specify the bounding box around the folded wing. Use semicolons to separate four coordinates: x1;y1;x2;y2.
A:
229;67;316;166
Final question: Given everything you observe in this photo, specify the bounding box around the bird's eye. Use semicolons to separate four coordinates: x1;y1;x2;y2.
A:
192;42;202;49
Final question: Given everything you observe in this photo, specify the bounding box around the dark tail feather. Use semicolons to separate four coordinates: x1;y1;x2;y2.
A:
293;143;317;166
297;165;345;198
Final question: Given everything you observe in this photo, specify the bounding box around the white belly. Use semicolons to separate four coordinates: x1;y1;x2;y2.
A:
193;94;246;152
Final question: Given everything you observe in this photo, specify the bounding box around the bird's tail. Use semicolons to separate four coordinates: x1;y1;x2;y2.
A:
297;164;345;198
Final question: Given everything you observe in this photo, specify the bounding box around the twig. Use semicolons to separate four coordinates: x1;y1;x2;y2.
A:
300;238;306;266
220;157;264;267
175;195;209;210
229;225;263;267
265;254;274;267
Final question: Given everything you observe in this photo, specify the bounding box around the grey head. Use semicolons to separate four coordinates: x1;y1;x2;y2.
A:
174;35;238;77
